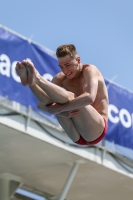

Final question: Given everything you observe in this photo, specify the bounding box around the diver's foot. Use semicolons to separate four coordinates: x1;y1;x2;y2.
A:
25;60;40;86
15;61;28;86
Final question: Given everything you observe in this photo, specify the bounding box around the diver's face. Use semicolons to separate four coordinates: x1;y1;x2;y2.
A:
58;55;80;79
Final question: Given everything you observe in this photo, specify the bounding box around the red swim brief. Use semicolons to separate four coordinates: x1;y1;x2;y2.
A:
75;118;108;145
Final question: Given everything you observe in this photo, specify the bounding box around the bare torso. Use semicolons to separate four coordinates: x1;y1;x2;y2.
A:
56;64;108;121
17;59;108;142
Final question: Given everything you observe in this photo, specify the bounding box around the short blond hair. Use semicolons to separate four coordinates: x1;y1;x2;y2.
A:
56;44;77;58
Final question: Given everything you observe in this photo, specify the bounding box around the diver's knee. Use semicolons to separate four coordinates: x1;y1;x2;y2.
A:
67;91;76;101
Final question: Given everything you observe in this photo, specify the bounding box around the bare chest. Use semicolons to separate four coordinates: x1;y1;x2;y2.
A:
62;76;85;97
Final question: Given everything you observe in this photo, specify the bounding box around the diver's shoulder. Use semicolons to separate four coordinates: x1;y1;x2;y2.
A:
83;64;98;70
83;64;100;74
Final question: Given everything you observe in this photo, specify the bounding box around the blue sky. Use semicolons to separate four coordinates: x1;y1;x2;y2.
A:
0;0;133;91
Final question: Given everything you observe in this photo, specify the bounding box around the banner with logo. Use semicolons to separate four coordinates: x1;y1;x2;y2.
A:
0;26;60;109
105;80;133;149
0;25;133;150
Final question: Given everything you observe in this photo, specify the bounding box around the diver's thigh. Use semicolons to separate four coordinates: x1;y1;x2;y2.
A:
72;105;105;141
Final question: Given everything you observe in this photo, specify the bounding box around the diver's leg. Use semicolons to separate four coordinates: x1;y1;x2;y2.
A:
56;105;105;143
16;60;75;104
56;115;80;142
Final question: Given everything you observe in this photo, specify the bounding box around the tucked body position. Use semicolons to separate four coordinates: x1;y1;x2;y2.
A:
16;44;108;145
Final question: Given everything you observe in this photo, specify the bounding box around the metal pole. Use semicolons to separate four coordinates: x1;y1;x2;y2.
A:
0;173;22;200
58;162;79;200
0;179;21;200
25;106;31;131
0;178;10;200
101;140;106;165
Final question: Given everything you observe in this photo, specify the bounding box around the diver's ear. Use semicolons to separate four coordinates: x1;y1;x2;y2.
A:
76;56;81;63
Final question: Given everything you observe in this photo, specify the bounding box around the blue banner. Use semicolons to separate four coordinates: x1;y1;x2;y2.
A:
0;26;60;109
105;80;133;149
0;26;133;150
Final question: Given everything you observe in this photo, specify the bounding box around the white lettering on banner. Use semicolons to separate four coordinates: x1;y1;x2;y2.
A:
0;53;54;82
119;109;131;128
12;61;21;82
132;113;133;130
43;73;53;81
0;54;20;82
108;104;119;123
0;54;11;77
108;104;132;128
